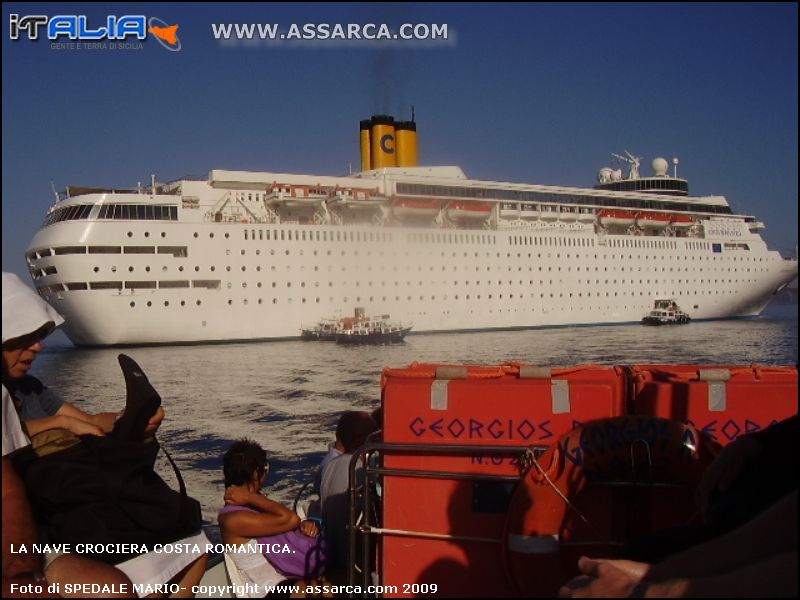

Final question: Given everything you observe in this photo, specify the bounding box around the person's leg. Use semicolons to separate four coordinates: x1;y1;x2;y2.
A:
46;554;136;598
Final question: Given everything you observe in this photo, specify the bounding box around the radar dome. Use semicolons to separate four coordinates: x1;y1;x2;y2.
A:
652;157;669;177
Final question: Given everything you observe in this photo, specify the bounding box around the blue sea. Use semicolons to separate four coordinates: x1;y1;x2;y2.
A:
32;304;797;539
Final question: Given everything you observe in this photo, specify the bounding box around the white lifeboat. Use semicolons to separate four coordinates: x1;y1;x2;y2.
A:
266;182;328;208
391;197;441;220
446;200;493;222
577;208;596;223
597;209;636;227
670;214;695;230
636;212;672;229
327;186;386;211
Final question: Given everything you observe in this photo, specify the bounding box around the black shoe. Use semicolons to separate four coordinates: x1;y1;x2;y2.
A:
112;354;162;442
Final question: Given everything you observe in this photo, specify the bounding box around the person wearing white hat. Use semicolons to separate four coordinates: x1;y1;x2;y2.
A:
2;272;164;438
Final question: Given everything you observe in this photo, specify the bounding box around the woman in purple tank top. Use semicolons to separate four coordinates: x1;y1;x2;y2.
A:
218;439;327;582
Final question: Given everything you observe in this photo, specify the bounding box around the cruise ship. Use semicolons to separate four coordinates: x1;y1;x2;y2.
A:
25;116;798;346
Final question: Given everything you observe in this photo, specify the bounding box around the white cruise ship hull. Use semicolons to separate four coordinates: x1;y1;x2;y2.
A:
25;170;798;346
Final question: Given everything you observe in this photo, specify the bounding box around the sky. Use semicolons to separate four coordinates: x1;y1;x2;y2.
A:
3;3;798;283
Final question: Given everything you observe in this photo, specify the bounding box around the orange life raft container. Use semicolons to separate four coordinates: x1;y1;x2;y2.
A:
630;365;798;445
379;363;625;597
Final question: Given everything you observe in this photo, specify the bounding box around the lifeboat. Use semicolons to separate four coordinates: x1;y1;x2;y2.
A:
576;208;596;223
636;212;672;229
558;206;578;222
597;209;636;227
391;197;441;220
670;214;695;230
445;200;493;222
265;182;328;208
327;186;386;211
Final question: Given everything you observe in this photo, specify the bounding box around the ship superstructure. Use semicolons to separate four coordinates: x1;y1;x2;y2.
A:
25;116;798;346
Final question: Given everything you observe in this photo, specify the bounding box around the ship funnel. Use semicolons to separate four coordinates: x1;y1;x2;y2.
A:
359;120;372;171
369;115;397;169
395;120;418;167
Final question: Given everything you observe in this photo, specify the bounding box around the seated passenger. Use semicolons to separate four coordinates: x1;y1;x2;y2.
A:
318;411;378;570
3;384;136;598
2;272;208;597
219;439;326;595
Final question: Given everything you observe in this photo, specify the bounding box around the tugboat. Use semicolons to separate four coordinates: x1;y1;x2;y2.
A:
335;316;412;345
302;308;412;344
300;318;339;340
642;299;691;325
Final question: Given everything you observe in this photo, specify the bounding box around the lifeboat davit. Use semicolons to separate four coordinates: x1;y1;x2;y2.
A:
266;182;327;208
636;212;672;229
391;197;441;220
446;200;493;222
670;214;695;230
598;209;636;227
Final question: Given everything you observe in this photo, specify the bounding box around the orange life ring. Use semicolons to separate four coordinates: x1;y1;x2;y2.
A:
502;416;718;597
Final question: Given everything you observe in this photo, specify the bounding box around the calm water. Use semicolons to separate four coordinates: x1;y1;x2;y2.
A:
31;304;797;539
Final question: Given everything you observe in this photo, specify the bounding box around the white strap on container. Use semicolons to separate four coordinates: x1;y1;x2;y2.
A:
430;366;469;410
698;369;731;412
519;366;571;414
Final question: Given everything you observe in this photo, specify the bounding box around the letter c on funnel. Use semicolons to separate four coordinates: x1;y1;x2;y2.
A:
380;134;395;154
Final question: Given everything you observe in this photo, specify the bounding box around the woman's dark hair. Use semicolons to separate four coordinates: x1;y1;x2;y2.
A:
223;438;267;487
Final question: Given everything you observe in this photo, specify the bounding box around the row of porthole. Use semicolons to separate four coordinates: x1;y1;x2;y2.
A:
209;287;739;306
130;300;202;308
125;232;168;238
89;262;769;279
127;285;741;310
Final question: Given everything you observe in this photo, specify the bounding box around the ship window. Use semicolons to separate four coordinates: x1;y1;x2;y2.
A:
192;280;221;290
89;281;123;290
159;280;190;289
125;281;156;289
124;246;155;254
158;246;188;257
88;246;122;254
54;246;86;255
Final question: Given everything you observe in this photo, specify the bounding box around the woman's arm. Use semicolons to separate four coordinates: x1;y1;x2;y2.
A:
219;488;301;539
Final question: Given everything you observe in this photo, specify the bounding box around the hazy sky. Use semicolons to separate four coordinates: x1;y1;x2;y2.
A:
3;3;797;281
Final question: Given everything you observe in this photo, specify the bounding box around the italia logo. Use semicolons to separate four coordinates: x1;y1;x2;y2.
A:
9;14;181;51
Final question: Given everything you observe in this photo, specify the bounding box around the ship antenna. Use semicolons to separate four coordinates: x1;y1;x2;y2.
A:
50;180;59;203
411;105;415;123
